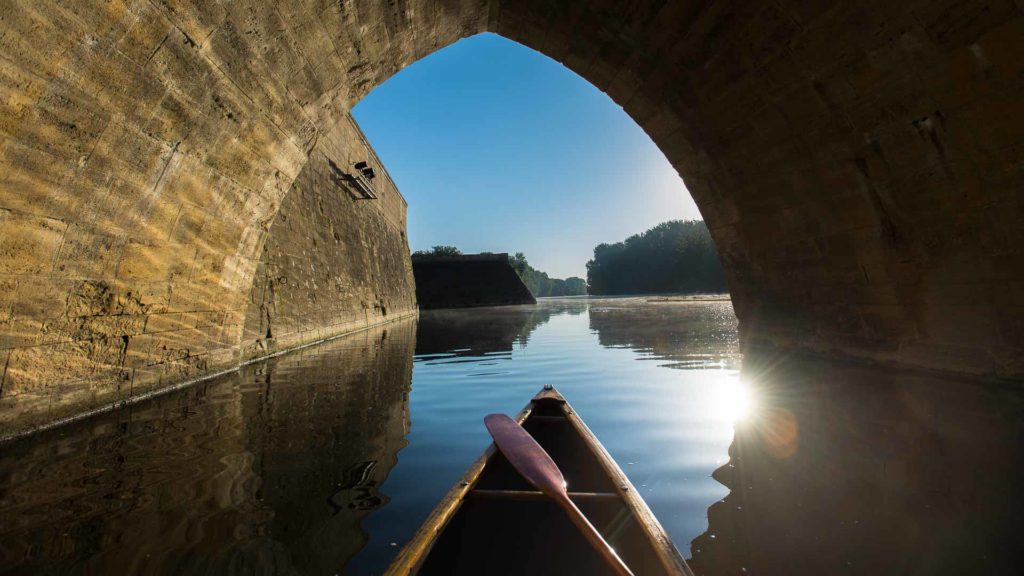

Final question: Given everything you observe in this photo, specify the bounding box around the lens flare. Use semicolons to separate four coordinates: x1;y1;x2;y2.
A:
711;378;754;422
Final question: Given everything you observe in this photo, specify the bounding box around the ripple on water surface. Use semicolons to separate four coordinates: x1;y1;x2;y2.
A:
9;297;1015;575
0;297;742;575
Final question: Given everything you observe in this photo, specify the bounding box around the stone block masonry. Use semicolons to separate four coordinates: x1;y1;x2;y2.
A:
242;116;416;360
1;0;1023;436
0;88;416;438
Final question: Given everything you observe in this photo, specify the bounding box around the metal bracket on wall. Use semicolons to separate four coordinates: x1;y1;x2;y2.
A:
328;159;378;199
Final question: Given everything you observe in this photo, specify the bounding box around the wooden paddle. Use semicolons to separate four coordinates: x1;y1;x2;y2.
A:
484;413;634;576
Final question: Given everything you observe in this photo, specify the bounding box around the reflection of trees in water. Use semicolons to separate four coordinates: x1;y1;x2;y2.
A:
415;298;738;369
587;299;740;369
415;300;588;360
690;352;1024;576
0;319;417;575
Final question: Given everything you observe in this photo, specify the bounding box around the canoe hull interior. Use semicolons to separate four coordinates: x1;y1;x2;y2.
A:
388;391;691;576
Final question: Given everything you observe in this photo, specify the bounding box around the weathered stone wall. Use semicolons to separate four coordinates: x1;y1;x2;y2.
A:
482;1;1024;379
412;253;536;309
0;0;449;436
1;0;1022;434
242;114;416;360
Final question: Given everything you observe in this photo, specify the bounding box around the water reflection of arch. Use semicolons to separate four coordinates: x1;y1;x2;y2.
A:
0;319;417;575
690;352;1024;576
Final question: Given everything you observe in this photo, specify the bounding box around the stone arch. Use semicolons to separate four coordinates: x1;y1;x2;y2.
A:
1;1;1022;434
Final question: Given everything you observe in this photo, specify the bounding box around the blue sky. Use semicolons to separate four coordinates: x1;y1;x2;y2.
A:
353;33;699;279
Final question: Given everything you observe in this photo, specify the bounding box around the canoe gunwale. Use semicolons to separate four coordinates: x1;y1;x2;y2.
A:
557;394;694;576
383;403;535;575
383;388;694;576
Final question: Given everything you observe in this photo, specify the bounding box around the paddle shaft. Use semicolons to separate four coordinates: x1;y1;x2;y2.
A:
484;414;634;576
557;493;634;576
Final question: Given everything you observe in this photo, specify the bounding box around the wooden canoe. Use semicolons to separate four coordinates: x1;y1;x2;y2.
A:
385;386;694;576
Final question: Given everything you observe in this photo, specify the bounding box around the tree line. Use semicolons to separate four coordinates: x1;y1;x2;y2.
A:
508;253;587;297
411;246;587;297
585;220;727;295
412;219;726;298
412;245;462;257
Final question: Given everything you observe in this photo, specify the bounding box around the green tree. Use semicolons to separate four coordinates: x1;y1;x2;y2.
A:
508;253;587;297
509;252;529;274
563;277;587;295
413;245;462;256
585;220;726;295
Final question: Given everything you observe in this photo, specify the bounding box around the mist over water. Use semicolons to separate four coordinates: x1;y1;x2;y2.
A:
349;297;741;574
2;297;1021;575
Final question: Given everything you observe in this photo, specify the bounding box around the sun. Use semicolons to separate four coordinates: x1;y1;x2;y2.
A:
710;378;755;422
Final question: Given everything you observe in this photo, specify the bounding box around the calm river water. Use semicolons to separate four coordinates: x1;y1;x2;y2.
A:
1;297;1022;575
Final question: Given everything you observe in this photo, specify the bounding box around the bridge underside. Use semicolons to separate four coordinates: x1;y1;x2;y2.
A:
1;0;1022;435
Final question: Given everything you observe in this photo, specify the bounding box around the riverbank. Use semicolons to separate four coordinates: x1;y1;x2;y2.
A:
539;293;732;303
